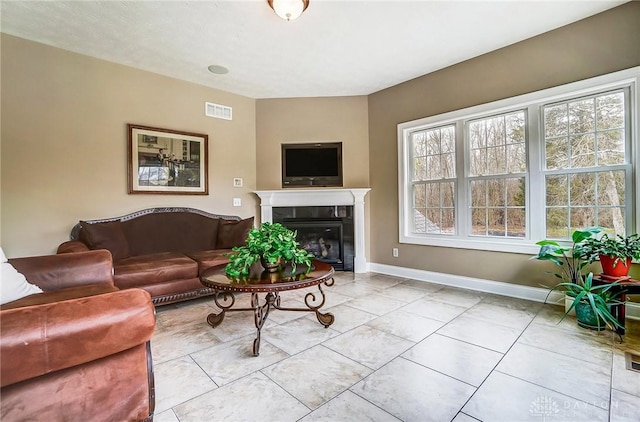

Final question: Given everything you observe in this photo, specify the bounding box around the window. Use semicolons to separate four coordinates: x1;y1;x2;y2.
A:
398;68;638;254
543;91;630;238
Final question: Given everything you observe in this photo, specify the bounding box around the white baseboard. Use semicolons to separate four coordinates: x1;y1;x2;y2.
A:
366;262;640;320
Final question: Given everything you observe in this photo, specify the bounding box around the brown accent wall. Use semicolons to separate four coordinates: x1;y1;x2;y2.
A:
367;2;640;286
255;96;370;190
1;34;257;257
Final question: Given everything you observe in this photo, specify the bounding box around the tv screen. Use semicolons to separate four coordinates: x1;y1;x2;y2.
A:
281;142;343;187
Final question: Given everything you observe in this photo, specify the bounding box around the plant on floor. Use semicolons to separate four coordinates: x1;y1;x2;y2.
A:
578;231;640;277
531;226;602;284
544;272;624;331
225;222;313;279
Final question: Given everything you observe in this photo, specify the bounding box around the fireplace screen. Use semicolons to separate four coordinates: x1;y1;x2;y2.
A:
287;221;343;267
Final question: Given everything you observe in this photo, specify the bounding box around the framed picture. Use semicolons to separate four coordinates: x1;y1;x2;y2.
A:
128;124;208;195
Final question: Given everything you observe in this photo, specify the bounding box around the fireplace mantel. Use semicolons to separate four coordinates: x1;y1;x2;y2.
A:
254;188;371;272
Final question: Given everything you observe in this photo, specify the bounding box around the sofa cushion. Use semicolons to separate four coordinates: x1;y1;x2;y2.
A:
185;249;233;274
80;221;130;260
114;252;198;289
123;212;220;256
1;262;44;305
0;284;118;310
216;217;254;249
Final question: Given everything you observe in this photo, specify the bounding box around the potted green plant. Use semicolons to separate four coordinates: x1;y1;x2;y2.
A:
579;232;640;277
224;222;313;279
531;226;602;284
545;272;624;331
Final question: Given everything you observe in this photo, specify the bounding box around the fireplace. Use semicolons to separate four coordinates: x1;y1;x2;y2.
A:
253;188;370;273
273;206;354;271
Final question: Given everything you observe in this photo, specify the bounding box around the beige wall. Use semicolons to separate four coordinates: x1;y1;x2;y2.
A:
1;35;257;257
367;2;640;286
255;96;370;190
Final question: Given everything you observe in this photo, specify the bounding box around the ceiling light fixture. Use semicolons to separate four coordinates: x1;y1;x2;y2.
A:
267;0;309;21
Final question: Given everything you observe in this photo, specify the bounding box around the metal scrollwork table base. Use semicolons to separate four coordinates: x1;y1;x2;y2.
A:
200;260;335;356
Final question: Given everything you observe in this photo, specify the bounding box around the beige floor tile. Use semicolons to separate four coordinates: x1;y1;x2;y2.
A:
480;294;544;312
437;315;522;353
463;301;538;330
356;274;402;289
376;284;427;303
345;293;407;316
151;321;224;364
611;350;640;397
153;410;179;422
262;345;372;410
154;355;218;414
261;317;339;355
426;286;485;308
173;372;309;422
463;372;609;422
351;357;476;422
610;388;640;422
451;413;481;422
323;325;414;369
497;343;611;405
366;309;444;342
320;303;377;333
334;281;381;298
399;278;445;293
190;335;289;385
402;296;468;322
299;390;401;422
518;323;613;365
403;333;502;387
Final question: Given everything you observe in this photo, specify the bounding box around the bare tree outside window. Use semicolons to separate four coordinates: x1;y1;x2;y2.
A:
468;111;527;238
543;91;627;238
411;125;456;235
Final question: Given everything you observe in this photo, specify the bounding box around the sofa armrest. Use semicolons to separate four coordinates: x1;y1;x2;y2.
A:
8;250;115;291
57;240;91;254
0;288;155;388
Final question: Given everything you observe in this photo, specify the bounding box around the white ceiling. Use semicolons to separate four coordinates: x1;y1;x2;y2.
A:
0;0;627;99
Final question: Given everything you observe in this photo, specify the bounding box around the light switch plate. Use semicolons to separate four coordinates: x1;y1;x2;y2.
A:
233;178;243;187
233;198;242;207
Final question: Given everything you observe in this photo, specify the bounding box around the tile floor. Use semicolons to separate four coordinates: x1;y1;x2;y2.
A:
151;272;640;422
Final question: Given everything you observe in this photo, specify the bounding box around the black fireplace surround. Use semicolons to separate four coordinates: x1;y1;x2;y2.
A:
273;206;354;271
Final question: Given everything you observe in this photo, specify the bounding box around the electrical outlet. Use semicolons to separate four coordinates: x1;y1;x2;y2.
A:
233;178;243;188
233;198;241;207
392;247;399;257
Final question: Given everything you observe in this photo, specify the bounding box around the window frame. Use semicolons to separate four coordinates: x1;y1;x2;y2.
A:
397;67;639;254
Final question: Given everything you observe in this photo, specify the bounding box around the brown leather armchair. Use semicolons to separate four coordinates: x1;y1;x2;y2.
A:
1;250;156;422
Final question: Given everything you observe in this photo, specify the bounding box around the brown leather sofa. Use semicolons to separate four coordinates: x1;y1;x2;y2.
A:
57;207;254;305
0;250;156;422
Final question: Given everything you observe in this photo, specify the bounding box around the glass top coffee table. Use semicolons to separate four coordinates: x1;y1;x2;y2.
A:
200;260;335;356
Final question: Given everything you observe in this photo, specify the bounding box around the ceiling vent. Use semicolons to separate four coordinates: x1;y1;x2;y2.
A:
205;102;232;120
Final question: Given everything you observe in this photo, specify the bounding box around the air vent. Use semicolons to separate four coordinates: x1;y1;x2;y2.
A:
626;352;640;373
205;102;232;120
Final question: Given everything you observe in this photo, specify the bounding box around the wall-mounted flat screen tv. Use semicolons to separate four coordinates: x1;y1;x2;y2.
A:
281;142;343;188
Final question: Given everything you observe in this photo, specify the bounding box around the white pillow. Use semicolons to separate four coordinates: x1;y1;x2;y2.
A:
1;262;43;305
0;247;7;263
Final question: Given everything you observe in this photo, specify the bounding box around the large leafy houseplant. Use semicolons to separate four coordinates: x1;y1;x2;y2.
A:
545;272;624;331
532;227;625;331
225;222;313;279
531;226;602;284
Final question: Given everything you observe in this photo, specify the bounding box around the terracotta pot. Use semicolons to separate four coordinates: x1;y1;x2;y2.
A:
599;255;632;277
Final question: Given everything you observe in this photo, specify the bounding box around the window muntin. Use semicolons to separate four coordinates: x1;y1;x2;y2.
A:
410;125;456;235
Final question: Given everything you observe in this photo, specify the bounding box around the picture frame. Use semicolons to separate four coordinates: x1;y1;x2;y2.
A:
128;124;208;195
